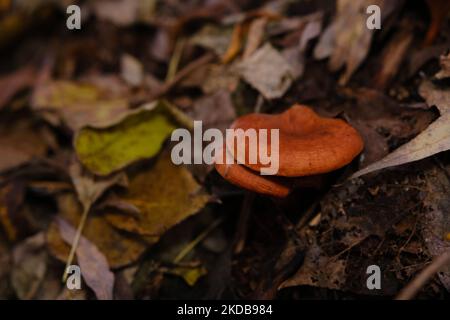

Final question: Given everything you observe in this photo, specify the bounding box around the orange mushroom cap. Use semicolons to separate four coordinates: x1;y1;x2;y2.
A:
215;147;292;198
227;104;364;177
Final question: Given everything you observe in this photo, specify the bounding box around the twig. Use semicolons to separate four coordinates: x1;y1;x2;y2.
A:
173;217;224;264
395;250;450;300
233;192;255;254
165;37;186;82
62;205;89;282
148;52;214;102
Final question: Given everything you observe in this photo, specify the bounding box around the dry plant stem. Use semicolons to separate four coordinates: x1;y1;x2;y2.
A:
62;205;89;282
233;192;255;254
173;217;224;264
395;251;450;300
148;52;214;101
165;37;186;82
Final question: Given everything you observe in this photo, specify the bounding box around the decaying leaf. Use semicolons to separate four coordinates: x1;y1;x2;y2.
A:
70;161;128;211
435;52;450;80
190;24;234;57
352;79;450;178
0;118;50;173
104;152;210;239
74;101;182;176
314;0;403;84
239;43;294;99
47;193;147;268
0;65;35;110
280;243;347;290
11;233;47;300
56;217;114;300
121;54;144;87
205;65;241;95
187;90;236;131
32;79;131;131
243;18;268;59
374;25;414;89
92;0;156;26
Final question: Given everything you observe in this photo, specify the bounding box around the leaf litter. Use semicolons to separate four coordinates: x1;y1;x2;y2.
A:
1;0;450;300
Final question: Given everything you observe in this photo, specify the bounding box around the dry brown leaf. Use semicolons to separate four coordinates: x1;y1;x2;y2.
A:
238;43;294;99
0;65;35;110
11;233;47;300
352;79;450;178
201;64;240;94
190;24;234;57
424;0;450;46
69;161;128;212
0;118;49;173
314;0;403;84
31;79;131;131
243;18;268;59
91;0;156;26
436;53;450;80
121;54;144;87
56;217;114;300
104;152;210;239
47;193;147;268
280;243;347;290
187;90;236;131
374;26;414;89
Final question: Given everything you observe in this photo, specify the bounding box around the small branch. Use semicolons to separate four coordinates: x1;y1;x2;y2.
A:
165;37;186;82
233;192;255;254
395;251;450;300
173;217;224;264
62;205;90;282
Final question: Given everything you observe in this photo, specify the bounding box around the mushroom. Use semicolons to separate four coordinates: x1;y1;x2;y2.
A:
214;104;364;197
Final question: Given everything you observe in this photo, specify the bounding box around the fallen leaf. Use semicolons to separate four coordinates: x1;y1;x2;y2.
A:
374;25;414;89
0;118;50;173
121;54;144;87
32;79;130;131
187;90;236;131
352;79;450;178
0;65;35;110
280;243;347;290
343;88;434;167
92;0;156;26
70;160;128;211
242;18;268;59
424;0;450;46
204;64;240;94
0;181;26;241
436;52;450;80
74;101;181;176
282;18;323;79
314;0;403;84
104;152;210;239
238;43;294;99
11;233;47;300
190;24;234;57
47;193;147;268
56;217;115;300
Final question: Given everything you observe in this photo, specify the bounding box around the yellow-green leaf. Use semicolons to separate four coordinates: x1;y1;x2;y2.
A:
74;102;180;176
